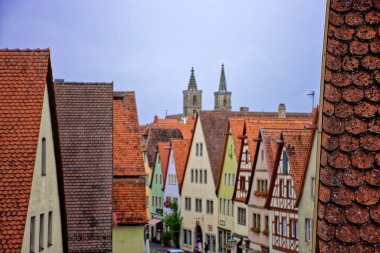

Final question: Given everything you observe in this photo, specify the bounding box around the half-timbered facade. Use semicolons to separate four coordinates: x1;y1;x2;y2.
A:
267;130;313;253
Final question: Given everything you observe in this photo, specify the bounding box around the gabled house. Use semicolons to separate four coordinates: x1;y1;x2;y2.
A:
163;139;191;215
0;49;67;253
112;92;147;253
216;118;245;253
55;81;113;252
234;116;313;251
267;130;313;253
149;142;171;241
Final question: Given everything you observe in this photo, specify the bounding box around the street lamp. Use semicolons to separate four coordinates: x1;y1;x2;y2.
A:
225;236;238;249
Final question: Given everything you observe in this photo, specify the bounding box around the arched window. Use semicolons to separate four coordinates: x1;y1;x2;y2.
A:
193;95;197;106
41;138;46;176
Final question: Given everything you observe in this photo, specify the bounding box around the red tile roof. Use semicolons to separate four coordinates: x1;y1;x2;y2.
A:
317;1;380;250
0;49;68;252
113;92;145;176
158;142;171;190
171;139;191;189
113;92;147;225
55;82;113;252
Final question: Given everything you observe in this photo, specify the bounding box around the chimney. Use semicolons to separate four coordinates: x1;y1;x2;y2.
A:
240;106;249;112
278;103;286;118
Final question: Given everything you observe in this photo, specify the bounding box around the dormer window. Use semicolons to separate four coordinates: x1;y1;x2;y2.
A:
41;138;46;176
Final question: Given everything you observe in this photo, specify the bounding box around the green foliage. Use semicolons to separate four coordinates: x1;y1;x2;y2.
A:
163;202;183;248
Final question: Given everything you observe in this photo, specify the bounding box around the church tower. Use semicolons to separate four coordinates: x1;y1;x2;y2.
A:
183;67;202;116
214;64;231;111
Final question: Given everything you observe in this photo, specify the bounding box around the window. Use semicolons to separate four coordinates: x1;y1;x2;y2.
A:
261;149;264;161
306;219;312;242
200;143;203;156
228;174;231;185
279;180;283;197
224;173;227;185
227;200;230;215
253;213;261;230
146;196;149;208
195;170;198;183
196;143;199;156
257;179;268;193
30;216;35;253
237;208;246;225
48;211;52;247
206;234;216;252
195;198;202;213
185;197;191;211
265;216;269;231
39;213;44;251
193;95;197;106
245;149;249;164
183;229;192;246
41;138;46;176
152;196;154;207
206;200;214;214
223;199;226;214
166;196;172;203
275;216;280;235
283;151;288;174
282;217;287;236
204;170;207;184
200;169;203;183
290;220;296;239
155;174;158;184
146;174;149;186
240;176;246;191
219;198;222;213
296;220;299;239
232;174;235;185
173;197;178;204
311;177;316;198
191;169;194;182
287;179;292;198
160;175;162;184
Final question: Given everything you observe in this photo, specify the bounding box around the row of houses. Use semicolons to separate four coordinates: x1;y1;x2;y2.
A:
143;104;319;252
0;49;147;253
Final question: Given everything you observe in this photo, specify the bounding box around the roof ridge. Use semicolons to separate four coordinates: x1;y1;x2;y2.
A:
0;48;50;52
55;81;113;85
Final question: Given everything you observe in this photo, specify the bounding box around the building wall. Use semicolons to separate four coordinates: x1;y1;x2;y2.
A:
214;91;232;111
113;226;145;253
144;154;152;219
21;84;64;253
180;118;219;252
298;133;317;253
183;89;202;116
248;144;270;251
233;201;248;239
151;155;164;219
163;149;181;214
218;131;238;253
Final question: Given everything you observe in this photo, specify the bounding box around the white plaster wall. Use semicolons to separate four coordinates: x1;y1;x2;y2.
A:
180;118;219;252
163;150;181;214
298;133;317;253
21;84;63;253
248;144;270;250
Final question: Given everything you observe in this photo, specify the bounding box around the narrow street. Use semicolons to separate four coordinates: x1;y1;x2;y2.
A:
150;242;192;253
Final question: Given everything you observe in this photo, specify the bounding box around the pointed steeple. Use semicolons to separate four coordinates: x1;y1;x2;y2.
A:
219;64;227;92
188;67;197;90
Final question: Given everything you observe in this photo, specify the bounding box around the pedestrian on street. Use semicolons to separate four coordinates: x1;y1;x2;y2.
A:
204;242;209;253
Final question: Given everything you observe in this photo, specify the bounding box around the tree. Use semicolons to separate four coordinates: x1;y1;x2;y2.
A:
163;202;183;248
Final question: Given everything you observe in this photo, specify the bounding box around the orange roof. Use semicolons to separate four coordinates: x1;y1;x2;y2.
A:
171;139;191;189
158;142;171;190
148;117;195;140
113;92;145;176
282;130;313;199
0;49;66;251
244;117;312;166
112;91;146;225
229;118;245;159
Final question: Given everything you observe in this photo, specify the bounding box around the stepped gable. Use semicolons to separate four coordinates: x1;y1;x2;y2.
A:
113;92;146;225
0;49;67;252
317;0;380;251
171;139;191;190
157;142;171;190
113;92;145;176
55;82;113;252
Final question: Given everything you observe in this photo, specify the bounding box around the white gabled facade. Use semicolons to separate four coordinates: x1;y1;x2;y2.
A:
269;149;299;253
21;84;64;253
163;148;181;214
180;118;218;252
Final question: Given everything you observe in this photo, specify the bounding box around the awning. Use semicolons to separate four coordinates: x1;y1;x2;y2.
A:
148;218;162;226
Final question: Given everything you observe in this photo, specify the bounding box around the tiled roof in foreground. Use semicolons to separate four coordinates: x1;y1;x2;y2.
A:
0;49;64;252
55;82;113;252
317;0;380;251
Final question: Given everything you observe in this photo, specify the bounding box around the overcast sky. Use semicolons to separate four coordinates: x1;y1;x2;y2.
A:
0;0;326;124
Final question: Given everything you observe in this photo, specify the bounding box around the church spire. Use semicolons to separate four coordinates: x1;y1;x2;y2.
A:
219;64;227;92
188;67;197;90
